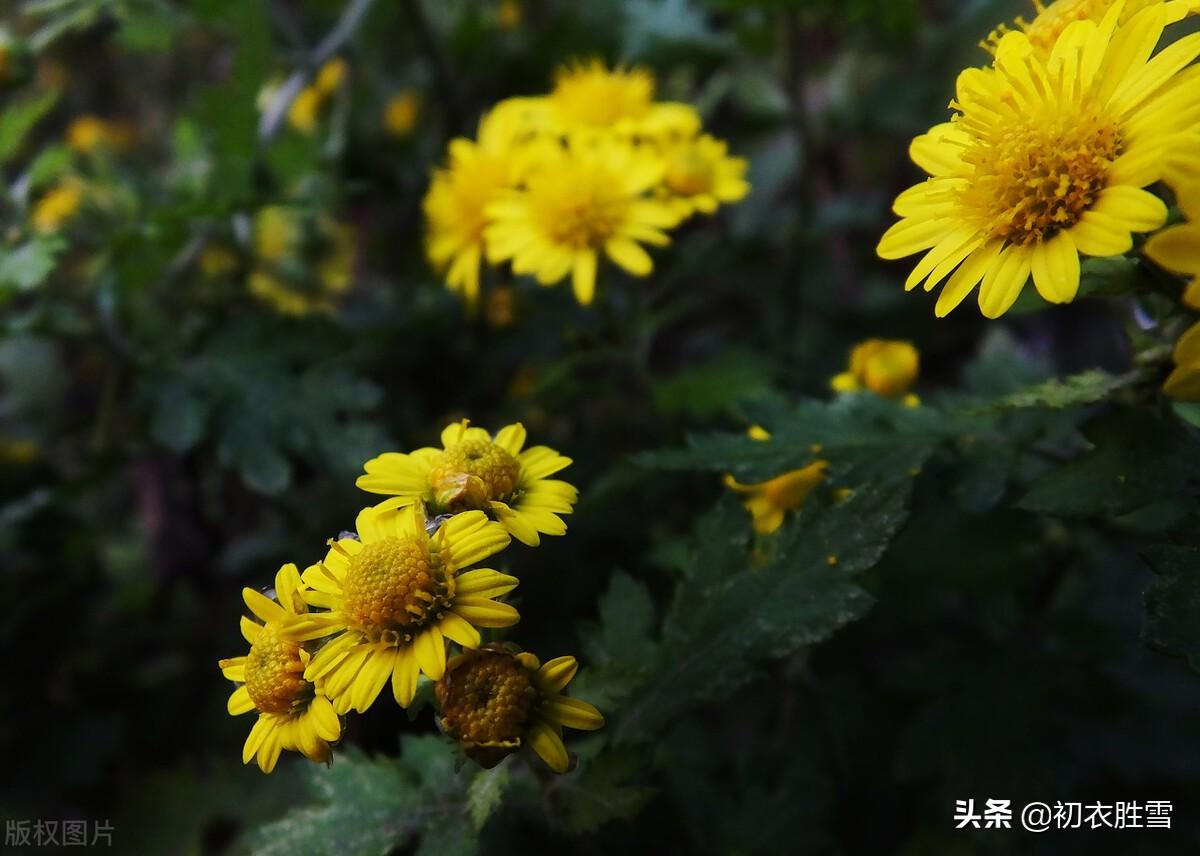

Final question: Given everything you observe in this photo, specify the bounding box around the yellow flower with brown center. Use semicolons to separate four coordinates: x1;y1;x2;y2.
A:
436;646;604;773
981;0;1190;56
1145;186;1200;307
358;420;577;547
292;503;516;711
830;339;920;403
485;139;681;305
32;181;83;233
1163;319;1200;399
384;88;421;137
878;2;1200;317
660;134;750;219
218;564;342;773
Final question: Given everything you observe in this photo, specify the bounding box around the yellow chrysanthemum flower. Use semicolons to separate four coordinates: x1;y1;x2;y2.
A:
32;181;83;233
485;139;681;305
218;564;343;774
424;137;516;307
830;339;920;404
436;645;603;773
878;2;1200;318
291;504;515;711
1163;319;1200;398
1145;186;1200;306
384;88;421;137
548;59;699;140
660;134;751;219
358;420;577;547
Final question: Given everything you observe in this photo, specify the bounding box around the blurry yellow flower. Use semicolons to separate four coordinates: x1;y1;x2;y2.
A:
32;181;83;233
246;213;354;315
1145;187;1200;307
725;461;829;535
359;420;577;547
436;646;603;773
548;59;700;140
314;57;348;96
878;3;1200;317
66;115;135;154
291;504;516;711
199;245;239;278
498;0;522;29
384;88;421;137
254;206;302;263
288;87;323;134
424;125;521;306
485;285;518;329
67;116;107;153
485;140;681;305
0;437;39;464
661;134;750;218
1163;320;1200;399
831;339;920;401
217;564;342;774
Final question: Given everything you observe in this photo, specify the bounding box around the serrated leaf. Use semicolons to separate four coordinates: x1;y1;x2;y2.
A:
465;763;511;831
1019;408;1200;523
559;749;656;835
149;381;209;453
613;478;913;743
1142;543;1200;669
973;369;1143;413
244;740;474;856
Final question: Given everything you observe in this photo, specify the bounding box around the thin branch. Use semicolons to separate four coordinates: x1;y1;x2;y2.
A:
258;0;379;142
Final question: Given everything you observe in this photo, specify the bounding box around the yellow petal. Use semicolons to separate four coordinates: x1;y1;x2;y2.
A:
527;720;569;773
452;597;520;628
978;245;1032;319
536;656;578;694
414;625;446;680
1144;224;1200;274
1030;231;1081;304
541;696;605;731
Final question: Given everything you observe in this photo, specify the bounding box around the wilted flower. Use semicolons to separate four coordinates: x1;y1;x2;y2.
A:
436;646;603;773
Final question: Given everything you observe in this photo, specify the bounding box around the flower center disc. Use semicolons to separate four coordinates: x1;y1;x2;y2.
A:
342;537;444;635
437;651;538;745
428;438;520;509
962;108;1122;246
244;626;309;714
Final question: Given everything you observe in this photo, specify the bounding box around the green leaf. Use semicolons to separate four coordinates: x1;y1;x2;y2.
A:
1142;543;1200;670
650;350;774;419
971;369;1144;413
614;478;913;743
26;144;72;190
465;763;511;831
559;749;656;835
149;381;210;453
0;90;59;164
1019;408;1200;525
577;571;658;710
0;237;68;292
244;740;475;856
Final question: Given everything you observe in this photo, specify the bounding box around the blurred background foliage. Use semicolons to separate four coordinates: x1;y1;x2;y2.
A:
3;0;1200;853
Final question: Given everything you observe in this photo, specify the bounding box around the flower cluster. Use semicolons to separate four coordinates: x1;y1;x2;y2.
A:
219;421;602;774
423;59;750;308
878;0;1200;318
